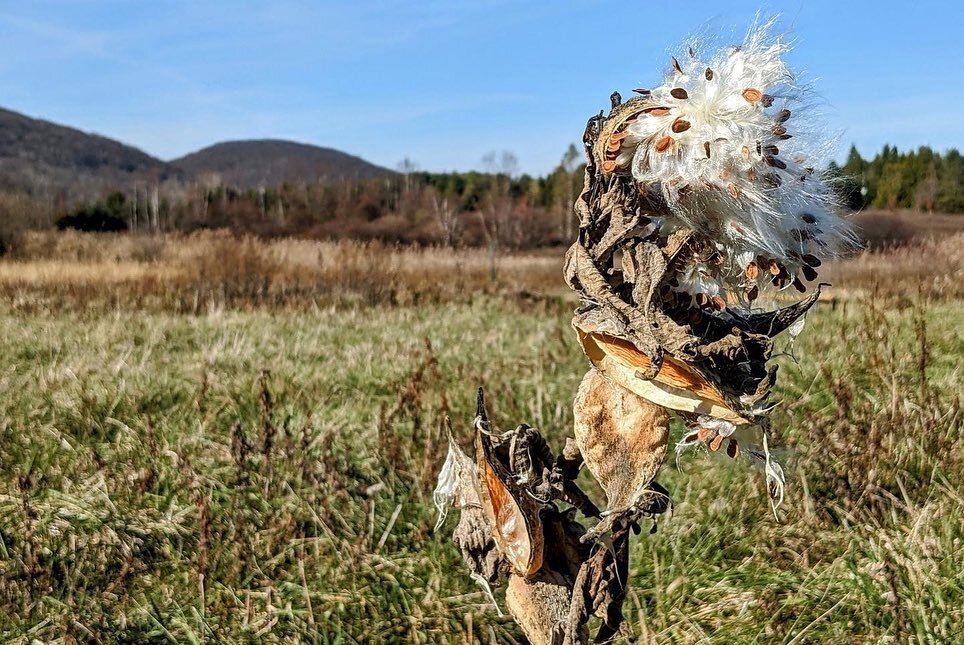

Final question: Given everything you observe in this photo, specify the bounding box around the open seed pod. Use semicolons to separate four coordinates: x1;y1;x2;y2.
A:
475;412;545;578
574;320;749;425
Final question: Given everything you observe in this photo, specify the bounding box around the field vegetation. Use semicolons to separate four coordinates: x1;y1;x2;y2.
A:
0;228;961;642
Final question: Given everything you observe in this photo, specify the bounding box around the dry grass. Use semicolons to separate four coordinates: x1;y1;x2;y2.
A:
2;229;962;314
0;230;960;641
2;230;564;312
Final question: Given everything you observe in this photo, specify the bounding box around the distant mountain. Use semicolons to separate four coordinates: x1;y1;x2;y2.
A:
0;107;393;202
171;139;393;188
0;107;174;201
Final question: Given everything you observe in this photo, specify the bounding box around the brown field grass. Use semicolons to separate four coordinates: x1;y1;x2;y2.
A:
2;228;961;313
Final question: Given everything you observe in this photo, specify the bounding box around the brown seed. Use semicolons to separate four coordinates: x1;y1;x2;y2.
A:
633;88;651;95
763;173;782;187
704;141;711;158
727;439;740;459
727;183;740;198
697;426;712;441
671;88;689;100
671;56;682;73
709;434;724;452
768;260;781;276
602;160;617;173
778;133;793;140
747;169;758;182
802;253;821;267
792;277;806;293
802;265;818;281
772;275;788;289
720;168;732;181
607;141;621;154
747;285;759;301
695;292;710;307
741;145;751;161
683;432;700;444
745;262;760;280
711;295;727;311
763;144;779;155
772;125;787;136
801;213;817;224
776;108;791;122
611;130;629;143
765;155;787;170
742;88;763;103
655;135;673;153
761;94;775;107
671;118;691;133
645;106;671;117
705;67;714;80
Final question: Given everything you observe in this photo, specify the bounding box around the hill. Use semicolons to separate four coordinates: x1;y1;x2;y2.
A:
171;139;392;188
0;107;174;202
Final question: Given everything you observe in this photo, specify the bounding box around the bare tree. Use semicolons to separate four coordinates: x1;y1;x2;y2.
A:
429;188;460;247
478;151;518;278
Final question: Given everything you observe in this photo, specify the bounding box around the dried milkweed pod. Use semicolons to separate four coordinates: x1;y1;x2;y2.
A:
475;421;545;577
573;320;749;424
573;368;671;513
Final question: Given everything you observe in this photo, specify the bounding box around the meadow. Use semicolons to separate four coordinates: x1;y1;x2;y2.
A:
0;230;961;643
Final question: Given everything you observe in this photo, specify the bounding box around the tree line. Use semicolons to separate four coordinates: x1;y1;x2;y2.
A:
831;145;964;213
4;143;961;253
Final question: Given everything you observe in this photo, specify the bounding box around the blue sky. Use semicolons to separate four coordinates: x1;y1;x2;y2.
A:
1;1;961;176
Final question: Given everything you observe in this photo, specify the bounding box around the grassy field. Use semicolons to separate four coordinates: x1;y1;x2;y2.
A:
0;232;961;642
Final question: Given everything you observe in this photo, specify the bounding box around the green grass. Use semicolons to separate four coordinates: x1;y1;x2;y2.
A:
0;294;961;642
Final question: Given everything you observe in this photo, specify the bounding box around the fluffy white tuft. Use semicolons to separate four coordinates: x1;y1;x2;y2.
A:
621;19;858;297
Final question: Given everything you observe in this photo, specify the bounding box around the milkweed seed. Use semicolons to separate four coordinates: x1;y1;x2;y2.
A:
672;56;682;73
709;434;724;452
671;88;689;99
645;107;671;117
761;94;775;107
802;253;821;267
776;108;791;122
746;262;760;280
671;118;691;133
704;141;711;158
705;67;714;80
802;265;818;281
602;160;617;172
727;439;740;459
801;213;817;224
697;426;712;441
742;88;763;102
655;135;673;152
765;155;787;170
711;295;727;310
772;125;787;136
